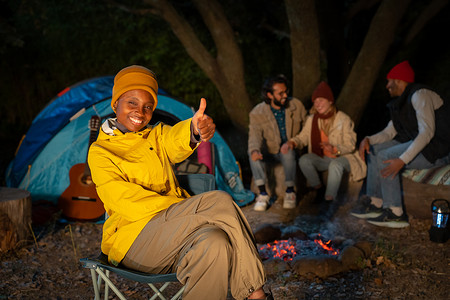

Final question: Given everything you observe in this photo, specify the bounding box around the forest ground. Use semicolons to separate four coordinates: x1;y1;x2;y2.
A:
1;181;448;300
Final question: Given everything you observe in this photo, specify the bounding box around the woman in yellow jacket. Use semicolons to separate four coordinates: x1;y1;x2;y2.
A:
88;65;269;300
281;81;366;203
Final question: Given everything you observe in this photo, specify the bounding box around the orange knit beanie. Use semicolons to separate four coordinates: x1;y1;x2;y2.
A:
111;65;158;112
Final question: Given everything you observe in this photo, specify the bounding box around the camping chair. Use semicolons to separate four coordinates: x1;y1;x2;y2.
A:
80;173;216;300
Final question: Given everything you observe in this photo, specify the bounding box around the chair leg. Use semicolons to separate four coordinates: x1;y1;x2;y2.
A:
149;282;170;300
93;267;127;300
104;269;110;300
171;285;185;300
147;282;185;300
90;269;101;300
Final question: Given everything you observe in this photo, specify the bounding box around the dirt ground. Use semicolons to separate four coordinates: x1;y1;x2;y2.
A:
1;183;449;300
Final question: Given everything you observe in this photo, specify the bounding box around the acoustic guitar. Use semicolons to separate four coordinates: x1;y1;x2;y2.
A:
58;115;105;221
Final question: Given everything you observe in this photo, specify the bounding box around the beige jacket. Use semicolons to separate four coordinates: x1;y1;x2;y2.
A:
248;98;307;155
290;111;367;182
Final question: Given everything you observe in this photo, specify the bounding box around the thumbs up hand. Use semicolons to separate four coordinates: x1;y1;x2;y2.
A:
192;98;216;142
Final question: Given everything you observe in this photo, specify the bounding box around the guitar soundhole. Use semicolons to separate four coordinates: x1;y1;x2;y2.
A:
81;175;93;186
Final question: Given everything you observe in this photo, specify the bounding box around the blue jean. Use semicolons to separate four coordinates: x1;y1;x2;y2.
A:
298;153;350;199
249;149;296;187
366;140;449;208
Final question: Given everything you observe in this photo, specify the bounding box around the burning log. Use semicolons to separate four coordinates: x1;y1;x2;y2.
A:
259;235;341;261
314;235;339;256
255;223;373;279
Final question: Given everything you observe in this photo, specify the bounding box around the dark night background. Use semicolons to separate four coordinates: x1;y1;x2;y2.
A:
1;0;449;187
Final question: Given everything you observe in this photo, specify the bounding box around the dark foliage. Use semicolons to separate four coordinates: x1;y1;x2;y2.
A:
0;0;449;186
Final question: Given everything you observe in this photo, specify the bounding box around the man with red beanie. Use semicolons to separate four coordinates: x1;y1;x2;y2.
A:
352;61;450;228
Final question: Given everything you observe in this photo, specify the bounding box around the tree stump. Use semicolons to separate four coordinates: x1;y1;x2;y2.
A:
0;187;32;252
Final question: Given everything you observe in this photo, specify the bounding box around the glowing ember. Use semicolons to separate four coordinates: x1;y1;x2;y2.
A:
314;235;339;256
259;240;298;261
258;236;340;261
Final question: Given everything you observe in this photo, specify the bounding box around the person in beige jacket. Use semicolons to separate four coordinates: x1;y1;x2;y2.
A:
248;74;307;211
282;81;366;203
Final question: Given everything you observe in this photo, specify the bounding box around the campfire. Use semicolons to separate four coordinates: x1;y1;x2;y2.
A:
254;223;372;279
258;234;340;261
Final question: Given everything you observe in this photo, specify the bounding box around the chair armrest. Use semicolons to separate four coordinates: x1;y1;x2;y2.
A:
176;174;215;195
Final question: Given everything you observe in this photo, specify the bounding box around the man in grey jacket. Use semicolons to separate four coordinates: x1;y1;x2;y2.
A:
248;74;307;211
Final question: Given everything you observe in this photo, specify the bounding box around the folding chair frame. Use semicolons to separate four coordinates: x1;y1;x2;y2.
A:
80;257;185;300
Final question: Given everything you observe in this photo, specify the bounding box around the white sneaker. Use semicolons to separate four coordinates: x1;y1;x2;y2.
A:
283;192;296;209
254;194;270;211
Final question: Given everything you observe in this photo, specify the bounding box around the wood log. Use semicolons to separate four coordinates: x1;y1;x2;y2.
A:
250;163;308;200
250;163;287;200
0;187;32;252
402;178;450;219
0;211;17;252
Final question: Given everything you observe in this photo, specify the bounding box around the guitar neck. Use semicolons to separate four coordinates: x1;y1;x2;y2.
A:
88;128;98;146
83;116;101;177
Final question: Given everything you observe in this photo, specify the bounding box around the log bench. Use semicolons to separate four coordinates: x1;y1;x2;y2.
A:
402;164;450;219
249;162;307;203
249;161;450;220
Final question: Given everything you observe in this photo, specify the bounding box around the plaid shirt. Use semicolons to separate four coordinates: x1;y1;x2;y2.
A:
271;106;287;144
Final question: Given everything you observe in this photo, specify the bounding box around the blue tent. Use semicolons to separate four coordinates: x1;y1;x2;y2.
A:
6;76;254;206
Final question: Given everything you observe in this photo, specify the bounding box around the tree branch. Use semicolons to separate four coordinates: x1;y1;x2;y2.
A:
139;0;251;129
338;0;412;126
144;0;220;85
191;0;245;87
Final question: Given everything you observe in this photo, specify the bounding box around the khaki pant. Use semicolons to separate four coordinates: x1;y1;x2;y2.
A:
122;190;266;300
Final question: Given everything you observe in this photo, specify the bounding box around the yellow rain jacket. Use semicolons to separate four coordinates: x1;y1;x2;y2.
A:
88;118;196;266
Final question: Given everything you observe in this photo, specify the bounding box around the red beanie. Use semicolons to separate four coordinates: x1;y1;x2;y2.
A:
312;81;334;103
386;61;415;83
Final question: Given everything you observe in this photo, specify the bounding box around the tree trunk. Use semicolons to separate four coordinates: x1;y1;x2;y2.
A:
285;0;321;104
337;0;412;126
318;0;352;94
145;0;252;130
0;187;32;252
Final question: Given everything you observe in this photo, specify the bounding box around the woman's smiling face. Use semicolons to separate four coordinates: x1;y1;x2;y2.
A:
313;97;332;115
114;89;155;132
